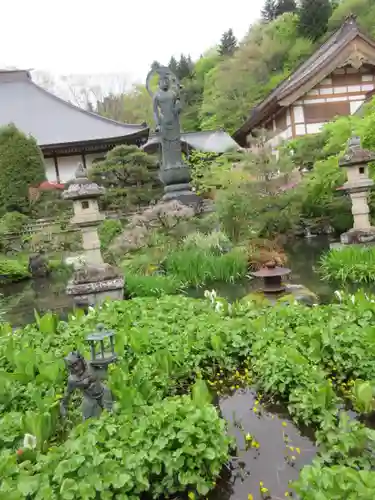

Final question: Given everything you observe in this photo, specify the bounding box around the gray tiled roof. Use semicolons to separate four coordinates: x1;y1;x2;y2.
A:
143;130;239;154
0;70;148;147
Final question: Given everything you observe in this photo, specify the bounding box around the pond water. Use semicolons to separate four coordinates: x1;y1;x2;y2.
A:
0;236;351;326
210;388;316;500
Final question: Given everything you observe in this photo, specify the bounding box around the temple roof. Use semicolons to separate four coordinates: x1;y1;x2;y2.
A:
233;16;375;144
143;130;239;154
0;69;149;149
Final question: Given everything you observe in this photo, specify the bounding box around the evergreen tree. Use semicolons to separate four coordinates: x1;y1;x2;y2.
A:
0;124;46;214
275;0;297;17
219;29;237;56
299;0;332;41
168;56;179;77
177;54;193;80
262;0;277;22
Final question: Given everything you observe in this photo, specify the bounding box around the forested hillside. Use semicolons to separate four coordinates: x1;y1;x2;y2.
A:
96;0;375;134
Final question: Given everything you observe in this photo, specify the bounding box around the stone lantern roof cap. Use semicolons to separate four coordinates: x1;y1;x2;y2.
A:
339;136;375;167
62;162;105;200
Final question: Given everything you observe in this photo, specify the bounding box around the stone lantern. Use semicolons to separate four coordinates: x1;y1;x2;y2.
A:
339;136;375;244
63;163;105;264
63;163;124;306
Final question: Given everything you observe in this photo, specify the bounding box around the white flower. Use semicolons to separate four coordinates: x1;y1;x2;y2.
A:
204;290;210;299
23;433;37;450
215;302;223;313
350;295;355;304
334;290;342;302
211;290;217;299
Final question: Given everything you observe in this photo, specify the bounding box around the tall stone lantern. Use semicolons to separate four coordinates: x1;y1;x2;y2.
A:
63;163;105;264
339;137;375;244
63;163;124;307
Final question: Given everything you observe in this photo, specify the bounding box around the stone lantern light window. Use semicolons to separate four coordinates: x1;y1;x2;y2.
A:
81;200;89;209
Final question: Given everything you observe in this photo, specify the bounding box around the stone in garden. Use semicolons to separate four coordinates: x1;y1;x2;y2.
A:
28;252;49;278
66;263;124;307
338;136;375;244
60;351;113;421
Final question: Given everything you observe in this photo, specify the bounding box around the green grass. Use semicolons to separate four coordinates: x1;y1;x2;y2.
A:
165;248;248;287
319;246;375;283
125;272;185;298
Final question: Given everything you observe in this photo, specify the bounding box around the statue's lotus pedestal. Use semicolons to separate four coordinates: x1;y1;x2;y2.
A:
159;164;201;205
66;263;124;307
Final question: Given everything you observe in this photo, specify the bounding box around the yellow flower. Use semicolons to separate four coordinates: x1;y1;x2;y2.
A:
259;482;264;487
253;407;258;413
282;421;287;427
285;493;290;497
254;399;259;405
261;487;269;494
245;433;252;441
248;495;254;500
289;446;294;451
296;447;301;454
235;385;240;389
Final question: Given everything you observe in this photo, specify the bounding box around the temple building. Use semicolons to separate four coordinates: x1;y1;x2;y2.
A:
0;69;149;183
234;16;375;148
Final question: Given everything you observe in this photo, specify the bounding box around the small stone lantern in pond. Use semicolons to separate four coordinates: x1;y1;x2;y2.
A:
86;324;117;373
251;263;291;294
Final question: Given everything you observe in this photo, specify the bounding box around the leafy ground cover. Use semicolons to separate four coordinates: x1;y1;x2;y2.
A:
320;245;375;284
1;292;375;498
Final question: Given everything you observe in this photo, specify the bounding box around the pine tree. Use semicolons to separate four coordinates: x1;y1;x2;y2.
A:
0;124;46;213
168;56;179;77
299;0;332;41
274;0;297;17
177;54;193;80
262;0;277;22
219;29;237;56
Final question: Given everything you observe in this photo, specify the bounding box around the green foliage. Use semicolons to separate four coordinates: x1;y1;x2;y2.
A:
183;231;231;254
0;256;30;283
90;145;162;211
299;0;332;41
0;124;46;214
2;290;375;497
320;246;375;283
165;248;248;287
218;28;237;56
125;272;186;298
98;219;123;251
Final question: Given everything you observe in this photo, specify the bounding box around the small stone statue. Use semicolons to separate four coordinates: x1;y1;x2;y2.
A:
60;351;113;421
74;162;88;180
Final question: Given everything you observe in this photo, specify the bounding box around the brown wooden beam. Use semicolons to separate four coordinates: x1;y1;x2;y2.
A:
53;154;61;183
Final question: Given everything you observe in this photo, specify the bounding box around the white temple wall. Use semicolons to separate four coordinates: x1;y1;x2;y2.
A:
44;153;106;183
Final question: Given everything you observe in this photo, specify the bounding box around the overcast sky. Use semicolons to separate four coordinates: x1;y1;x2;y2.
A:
1;0;264;84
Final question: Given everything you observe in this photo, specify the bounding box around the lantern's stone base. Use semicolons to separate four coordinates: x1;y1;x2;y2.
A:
340;227;375;245
66;263;124;307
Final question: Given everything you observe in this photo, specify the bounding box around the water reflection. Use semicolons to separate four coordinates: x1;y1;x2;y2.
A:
210;388;316;500
0;276;73;326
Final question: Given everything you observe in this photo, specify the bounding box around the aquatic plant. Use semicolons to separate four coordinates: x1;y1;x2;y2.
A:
0;291;375;497
319;246;375;283
165;248;248;287
125;272;185;298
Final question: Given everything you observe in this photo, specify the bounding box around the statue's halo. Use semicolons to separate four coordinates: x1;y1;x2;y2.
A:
146;66;180;98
